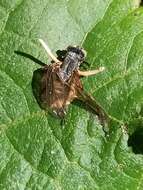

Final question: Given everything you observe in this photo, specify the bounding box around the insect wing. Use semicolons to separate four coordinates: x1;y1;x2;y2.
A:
40;66;53;107
75;82;109;127
40;66;67;118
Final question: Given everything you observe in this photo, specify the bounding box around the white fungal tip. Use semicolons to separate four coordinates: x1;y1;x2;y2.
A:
99;66;105;71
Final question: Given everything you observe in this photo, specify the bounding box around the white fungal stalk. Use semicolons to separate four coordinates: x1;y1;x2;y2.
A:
39;39;60;63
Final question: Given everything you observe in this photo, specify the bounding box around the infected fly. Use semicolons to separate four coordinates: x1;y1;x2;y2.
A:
38;39;108;126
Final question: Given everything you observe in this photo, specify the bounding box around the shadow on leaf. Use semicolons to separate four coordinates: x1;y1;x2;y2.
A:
128;128;143;154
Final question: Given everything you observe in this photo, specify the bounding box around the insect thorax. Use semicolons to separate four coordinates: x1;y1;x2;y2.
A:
58;46;86;81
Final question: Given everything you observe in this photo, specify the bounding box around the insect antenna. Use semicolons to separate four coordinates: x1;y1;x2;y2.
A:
39;39;61;64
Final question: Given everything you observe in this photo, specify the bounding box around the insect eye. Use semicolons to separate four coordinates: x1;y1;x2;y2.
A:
67;46;75;52
67;46;86;58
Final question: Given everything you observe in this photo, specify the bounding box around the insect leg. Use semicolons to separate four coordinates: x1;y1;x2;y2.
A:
78;67;105;77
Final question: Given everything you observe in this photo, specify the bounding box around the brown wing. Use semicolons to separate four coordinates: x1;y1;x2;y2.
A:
40;65;75;118
70;71;109;127
40;65;53;107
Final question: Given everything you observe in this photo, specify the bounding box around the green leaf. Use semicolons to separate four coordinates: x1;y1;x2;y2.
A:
0;0;143;189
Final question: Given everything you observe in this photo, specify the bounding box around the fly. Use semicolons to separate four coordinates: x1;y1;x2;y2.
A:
37;39;108;126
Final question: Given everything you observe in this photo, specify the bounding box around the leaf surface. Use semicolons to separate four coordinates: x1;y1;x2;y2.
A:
0;0;143;189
